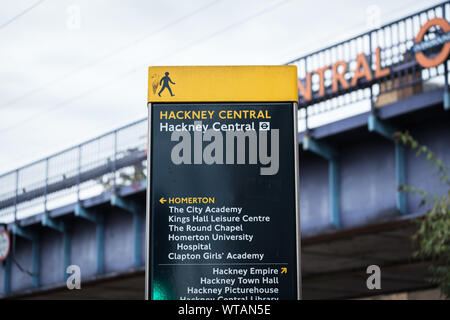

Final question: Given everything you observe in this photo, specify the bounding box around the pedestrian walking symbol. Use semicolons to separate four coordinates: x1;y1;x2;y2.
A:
158;72;175;97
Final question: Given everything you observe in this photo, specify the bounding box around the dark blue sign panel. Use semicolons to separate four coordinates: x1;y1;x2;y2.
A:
148;103;300;300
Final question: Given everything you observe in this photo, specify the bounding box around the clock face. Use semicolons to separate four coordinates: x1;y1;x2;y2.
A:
0;230;10;261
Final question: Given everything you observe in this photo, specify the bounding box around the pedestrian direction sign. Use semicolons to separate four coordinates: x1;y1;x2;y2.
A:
146;66;301;300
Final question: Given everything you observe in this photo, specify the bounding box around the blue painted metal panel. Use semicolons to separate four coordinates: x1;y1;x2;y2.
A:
63;232;71;281
32;238;40;288
40;230;62;287
368;114;396;141
103;209;134;273
133;211;143;267
444;91;450;111
302;136;340;229
12;226;40;288
41;215;71;281
96;222;104;275
41;215;65;233
70;219;97;279
405;121;450;213
74;204;104;274
395;144;407;215
110;195;144;268
339;137;397;228
299;153;333;235
302;136;338;160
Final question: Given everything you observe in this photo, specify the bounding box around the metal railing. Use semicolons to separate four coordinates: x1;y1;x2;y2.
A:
0;119;147;223
289;1;450;130
0;2;449;223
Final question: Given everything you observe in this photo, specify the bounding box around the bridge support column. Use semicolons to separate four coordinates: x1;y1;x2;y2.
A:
111;195;144;267
368;114;406;215
444;90;450;111
41;215;71;281
12;225;40;288
3;255;11;294
303;135;340;229
74;204;104;274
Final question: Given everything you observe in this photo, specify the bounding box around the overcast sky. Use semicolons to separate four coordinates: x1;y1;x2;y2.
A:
0;0;443;174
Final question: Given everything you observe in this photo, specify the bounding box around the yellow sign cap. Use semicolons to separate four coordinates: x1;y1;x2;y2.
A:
148;66;298;103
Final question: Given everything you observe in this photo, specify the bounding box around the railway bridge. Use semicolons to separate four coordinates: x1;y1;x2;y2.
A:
0;3;449;299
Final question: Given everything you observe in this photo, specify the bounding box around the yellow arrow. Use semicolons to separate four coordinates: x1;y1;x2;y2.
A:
281;267;287;274
159;197;167;204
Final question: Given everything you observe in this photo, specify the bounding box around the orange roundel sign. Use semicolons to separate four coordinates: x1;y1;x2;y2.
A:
414;17;450;68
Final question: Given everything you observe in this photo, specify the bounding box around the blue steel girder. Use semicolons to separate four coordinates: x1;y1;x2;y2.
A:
367;114;407;215
302;135;340;229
